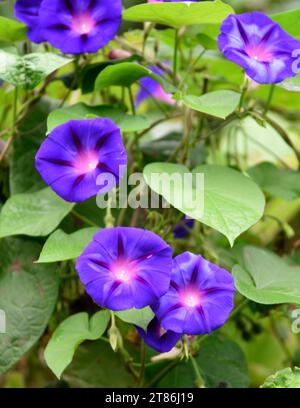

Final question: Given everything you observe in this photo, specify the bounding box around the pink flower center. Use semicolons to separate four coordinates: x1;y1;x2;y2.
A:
181;289;201;308
72;13;95;35
111;261;135;282
246;44;273;62
75;151;99;174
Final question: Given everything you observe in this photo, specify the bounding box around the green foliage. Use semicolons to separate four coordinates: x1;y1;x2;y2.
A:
157;335;249;388
0;51;72;89
144;163;265;245
178;90;240;119
0;188;74;238
37;228;99;263
0;238;59;374
47;102;151;133
248;162;300;201
0;17;27;43
64;340;135;387
233;246;300;304
95;62;175;93
45;311;110;379
261;367;300;388
115;308;154;331
123;1;234;28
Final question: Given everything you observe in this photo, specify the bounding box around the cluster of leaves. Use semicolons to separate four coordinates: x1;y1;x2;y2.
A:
0;0;300;389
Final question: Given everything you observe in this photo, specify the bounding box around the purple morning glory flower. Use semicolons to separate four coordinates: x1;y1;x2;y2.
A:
136;317;181;353
38;0;122;54
173;216;195;239
136;65;175;107
15;0;45;43
35;118;127;203
218;11;300;84
76;227;173;311
153;252;235;335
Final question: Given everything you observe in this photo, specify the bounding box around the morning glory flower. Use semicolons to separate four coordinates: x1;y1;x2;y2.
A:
136;317;181;353
218;11;300;84
35;118;127;203
136;66;175;107
153;252;235;335
38;0;122;54
76;227;173;311
15;0;45;43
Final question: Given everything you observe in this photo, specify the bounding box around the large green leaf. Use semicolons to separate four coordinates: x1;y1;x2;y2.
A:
143;163;265;245
37;228;98;263
47;102;151;133
45;311;110;379
157;334;249;388
0;188;74;238
0;17;27;43
197;335;249;388
115;307;154;331
248;162;300;201
233;246;300;304
64;340;134;387
272;9;300;38
0;238;59;374
261;368;300;388
94;62;175;93
179;90;240;119
123;1;234;28
0;51;72;89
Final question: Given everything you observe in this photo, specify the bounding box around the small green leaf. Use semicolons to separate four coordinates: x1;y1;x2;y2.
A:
94;62;175;93
0;51;72;89
143;163;265;245
0;17;27;43
115;307;155;331
261;367;300;388
0;238;59;374
123;1;234;28
248;162;300;201
45;311;110;379
47;102;151;133
0;188;74;238
37;228;99;263
80;55;141;94
179;90;240;119
233;246;300;304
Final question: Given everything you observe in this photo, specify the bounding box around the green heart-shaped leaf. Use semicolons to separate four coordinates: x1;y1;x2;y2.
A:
143;163;265;245
123;1;234;28
45;311;110;379
233;246;300;304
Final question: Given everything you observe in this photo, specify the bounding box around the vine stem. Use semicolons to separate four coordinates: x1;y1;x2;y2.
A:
71;209;98;227
173;29;179;86
263;84;275;117
137;341;146;387
145;360;178;388
190;355;205;388
0;86;18;163
229;298;250;321
238;79;249;113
